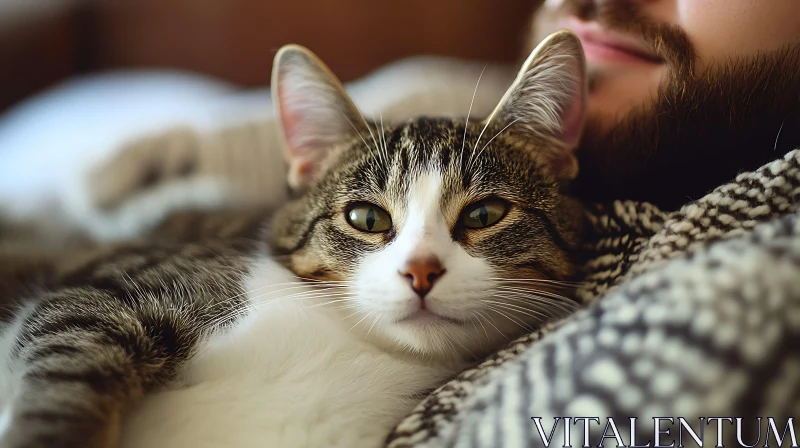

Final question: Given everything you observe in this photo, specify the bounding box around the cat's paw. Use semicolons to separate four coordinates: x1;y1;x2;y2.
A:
60;126;233;242
88;126;203;211
56;120;288;243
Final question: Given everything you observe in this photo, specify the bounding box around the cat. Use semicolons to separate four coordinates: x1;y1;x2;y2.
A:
0;29;587;448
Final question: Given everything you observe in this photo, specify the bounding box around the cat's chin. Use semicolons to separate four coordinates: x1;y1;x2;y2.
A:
396;309;463;326
367;310;491;362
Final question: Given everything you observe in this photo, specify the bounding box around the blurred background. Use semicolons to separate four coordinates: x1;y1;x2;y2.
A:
0;0;539;114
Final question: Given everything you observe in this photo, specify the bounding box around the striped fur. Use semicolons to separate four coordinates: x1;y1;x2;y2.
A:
0;33;587;448
0;228;260;447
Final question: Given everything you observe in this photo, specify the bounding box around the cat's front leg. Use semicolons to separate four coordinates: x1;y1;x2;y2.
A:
0;328;139;448
0;389;124;448
0;287;197;448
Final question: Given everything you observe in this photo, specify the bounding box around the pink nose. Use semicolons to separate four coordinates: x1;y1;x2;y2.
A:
399;257;445;298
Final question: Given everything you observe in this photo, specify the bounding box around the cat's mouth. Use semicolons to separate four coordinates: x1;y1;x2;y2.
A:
397;309;462;326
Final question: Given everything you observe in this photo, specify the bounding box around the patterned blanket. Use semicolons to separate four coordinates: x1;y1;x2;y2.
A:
387;149;800;447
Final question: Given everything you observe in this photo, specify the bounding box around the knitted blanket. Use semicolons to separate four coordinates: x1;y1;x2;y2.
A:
387;149;800;447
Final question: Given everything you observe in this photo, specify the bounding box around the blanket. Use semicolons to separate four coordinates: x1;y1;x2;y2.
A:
387;149;800;447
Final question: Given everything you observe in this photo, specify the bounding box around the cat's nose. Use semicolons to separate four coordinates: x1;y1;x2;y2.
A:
399;257;445;298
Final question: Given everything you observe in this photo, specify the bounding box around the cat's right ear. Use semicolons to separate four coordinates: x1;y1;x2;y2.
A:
481;30;587;181
272;45;370;190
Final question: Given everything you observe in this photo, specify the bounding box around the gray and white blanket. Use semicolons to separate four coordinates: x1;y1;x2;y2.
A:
387;149;800;447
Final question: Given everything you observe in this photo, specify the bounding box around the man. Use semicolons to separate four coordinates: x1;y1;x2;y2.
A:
534;0;800;209
388;1;800;446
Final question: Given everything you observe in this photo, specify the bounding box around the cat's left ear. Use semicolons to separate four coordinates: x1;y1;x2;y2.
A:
272;44;371;190
482;30;588;180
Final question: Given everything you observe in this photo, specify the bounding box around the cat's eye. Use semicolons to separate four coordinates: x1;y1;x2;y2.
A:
461;199;509;229
346;203;392;233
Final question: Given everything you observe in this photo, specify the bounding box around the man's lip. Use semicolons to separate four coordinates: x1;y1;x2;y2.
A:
563;17;663;64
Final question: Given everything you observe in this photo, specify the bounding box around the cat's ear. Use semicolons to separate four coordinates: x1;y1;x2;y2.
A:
272;44;370;190
482;30;588;180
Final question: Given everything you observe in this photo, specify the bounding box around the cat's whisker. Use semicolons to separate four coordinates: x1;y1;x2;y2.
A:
484;304;534;332
494;286;577;306
203;290;359;329
248;289;352;305
489;277;584;287
468;107;495;171
460;65;487;170
495;284;572;297
343;113;381;158
379;113;390;164
468;320;486;352
260;280;351;290
447;331;477;360
365;314;381;339
215;288;348;318
371;114;389;168
493;289;578;315
495;294;576;317
498;283;579;293
291;276;355;284
331;301;359;308
201;308;247;331
197;286;276;315
473;313;492;346
284;296;355;307
303;297;356;309
442;338;460;362
475;310;506;339
303;304;358;314
280;287;353;297
483;298;550;321
348;311;375;333
472;118;521;165
233;279;350;299
341;308;364;321
204;282;350;313
494;285;581;296
494;291;568;307
329;305;360;312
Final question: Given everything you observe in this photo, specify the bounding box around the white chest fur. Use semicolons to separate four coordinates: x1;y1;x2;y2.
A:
119;258;456;448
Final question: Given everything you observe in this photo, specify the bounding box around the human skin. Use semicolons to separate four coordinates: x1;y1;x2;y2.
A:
533;0;800;134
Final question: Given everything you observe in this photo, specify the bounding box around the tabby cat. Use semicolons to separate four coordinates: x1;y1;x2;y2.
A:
0;30;587;448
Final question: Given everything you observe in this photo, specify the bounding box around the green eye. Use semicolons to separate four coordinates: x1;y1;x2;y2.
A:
346;203;392;233
462;199;508;229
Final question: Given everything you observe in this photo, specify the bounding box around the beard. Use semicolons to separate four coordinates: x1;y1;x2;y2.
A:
531;0;800;210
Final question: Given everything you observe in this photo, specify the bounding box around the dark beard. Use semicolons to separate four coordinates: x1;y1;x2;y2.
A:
574;46;800;210
559;0;800;210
